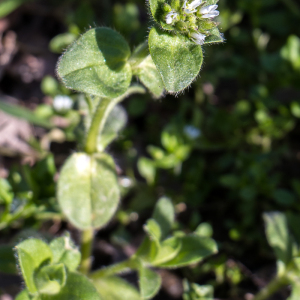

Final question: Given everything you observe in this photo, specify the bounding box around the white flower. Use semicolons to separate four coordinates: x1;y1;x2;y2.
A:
200;4;219;18
183;0;202;14
191;32;206;45
166;11;178;24
53;95;73;112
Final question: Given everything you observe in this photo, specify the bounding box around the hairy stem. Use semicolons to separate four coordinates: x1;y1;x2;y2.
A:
79;228;94;275
252;276;287;300
84;85;146;154
89;257;138;278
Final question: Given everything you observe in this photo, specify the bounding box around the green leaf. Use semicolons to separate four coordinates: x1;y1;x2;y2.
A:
138;265;161;299
137;157;156;185
135;55;164;98
263;212;293;265
144;219;162;245
57;27;132;98
99;104;127;151
39;271;101;300
15;290;31;300
135;236;159;263
152;237;182;266
157;234;217;268
49;33;77;54
57;152;120;230
152;197;175;240
281;35;300;70
15;239;53;294
34;264;67;295
0;0;31;18
50;234;81;271
0;101;53;128
0;178;13;205
91;276;141;300
149;27;203;93
0;245;17;274
203;27;224;44
194;223;213;238
130;42;164;98
288;282;300;300
183;279;214;300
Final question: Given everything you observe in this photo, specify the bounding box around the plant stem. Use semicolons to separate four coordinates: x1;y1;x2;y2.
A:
89;257;138;278
84;97;111;154
252;276;287;300
79;228;94;275
84;85;146;154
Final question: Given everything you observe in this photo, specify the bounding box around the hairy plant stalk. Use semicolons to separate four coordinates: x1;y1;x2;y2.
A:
252;276;287;300
79;228;94;275
84;85;145;154
89;257;138;278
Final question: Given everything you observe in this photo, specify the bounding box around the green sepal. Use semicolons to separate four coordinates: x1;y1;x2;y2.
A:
203;27;224;44
57;152;120;230
57;27;132;98
149;26;203;93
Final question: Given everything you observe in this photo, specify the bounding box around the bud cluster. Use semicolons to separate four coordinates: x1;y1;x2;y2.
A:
162;0;220;45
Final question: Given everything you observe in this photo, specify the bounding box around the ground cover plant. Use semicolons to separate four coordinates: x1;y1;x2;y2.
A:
0;0;300;299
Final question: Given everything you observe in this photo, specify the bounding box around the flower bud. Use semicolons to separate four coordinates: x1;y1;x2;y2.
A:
176;20;188;32
163;3;172;12
171;0;181;10
199;19;215;30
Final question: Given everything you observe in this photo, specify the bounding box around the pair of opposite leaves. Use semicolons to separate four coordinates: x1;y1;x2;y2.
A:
57;1;223;96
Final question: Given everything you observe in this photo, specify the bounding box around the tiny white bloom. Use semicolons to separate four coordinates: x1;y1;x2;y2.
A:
53;95;73;112
183;0;202;14
191;32;206;45
166;11;178;24
200;4;219;18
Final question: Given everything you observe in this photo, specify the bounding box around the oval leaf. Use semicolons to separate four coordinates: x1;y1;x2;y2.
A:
135;55;164;98
57;152;120;230
149;27;203;93
57;27;132;98
152;197;174;239
138;266;161;299
157;235;217;268
91;276;141;300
